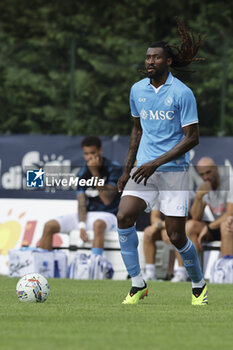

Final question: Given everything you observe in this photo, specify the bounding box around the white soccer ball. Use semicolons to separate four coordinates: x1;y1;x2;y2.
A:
16;273;50;303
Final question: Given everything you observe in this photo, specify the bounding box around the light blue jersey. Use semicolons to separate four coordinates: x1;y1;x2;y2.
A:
130;72;198;171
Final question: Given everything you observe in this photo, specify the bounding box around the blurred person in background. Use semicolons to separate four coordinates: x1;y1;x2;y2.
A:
39;136;122;256
172;157;233;282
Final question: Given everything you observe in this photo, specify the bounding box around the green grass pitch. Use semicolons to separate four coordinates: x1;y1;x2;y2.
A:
0;276;233;350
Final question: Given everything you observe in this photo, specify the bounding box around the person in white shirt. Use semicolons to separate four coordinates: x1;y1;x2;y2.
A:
172;157;233;282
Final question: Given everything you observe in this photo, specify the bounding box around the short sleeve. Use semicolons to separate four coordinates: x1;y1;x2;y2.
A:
151;201;160;211
106;163;123;187
76;167;86;194
180;89;198;127
130;87;139;117
202;193;209;205
227;177;233;203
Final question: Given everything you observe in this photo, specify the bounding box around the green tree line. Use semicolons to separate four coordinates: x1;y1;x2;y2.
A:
0;0;232;136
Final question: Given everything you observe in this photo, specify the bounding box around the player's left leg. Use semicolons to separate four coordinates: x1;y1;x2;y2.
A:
165;216;208;305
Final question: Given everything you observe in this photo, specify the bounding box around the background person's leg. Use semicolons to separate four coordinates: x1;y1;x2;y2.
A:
220;220;233;257
39;220;60;250
143;223;162;280
91;219;106;255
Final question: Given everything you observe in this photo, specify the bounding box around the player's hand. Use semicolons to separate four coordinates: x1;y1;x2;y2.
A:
87;155;102;176
117;172;130;193
197;181;212;196
80;228;89;242
132;161;158;185
197;224;209;249
226;215;233;233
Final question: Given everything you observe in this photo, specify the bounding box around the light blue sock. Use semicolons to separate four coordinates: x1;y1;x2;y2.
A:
91;247;103;256
176;238;203;283
117;225;141;278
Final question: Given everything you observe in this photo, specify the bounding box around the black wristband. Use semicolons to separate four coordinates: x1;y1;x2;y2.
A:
157;221;163;230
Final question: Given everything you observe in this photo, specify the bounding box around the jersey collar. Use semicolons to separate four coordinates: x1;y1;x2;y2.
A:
164;72;174;85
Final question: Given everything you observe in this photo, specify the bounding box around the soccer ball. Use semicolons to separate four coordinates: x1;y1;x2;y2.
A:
16;273;50;303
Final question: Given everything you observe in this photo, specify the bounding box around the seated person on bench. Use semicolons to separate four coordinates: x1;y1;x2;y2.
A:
172;157;233;282
39;136;122;256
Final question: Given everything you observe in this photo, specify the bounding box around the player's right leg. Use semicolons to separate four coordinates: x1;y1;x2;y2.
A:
117;195;148;304
158;171;207;305
39;220;60;250
171;220;206;282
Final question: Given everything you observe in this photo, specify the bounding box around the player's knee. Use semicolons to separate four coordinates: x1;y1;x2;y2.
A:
43;220;59;236
185;219;197;237
93;219;106;233
117;210;135;228
168;231;179;245
168;230;186;248
143;226;155;243
163;236;171;245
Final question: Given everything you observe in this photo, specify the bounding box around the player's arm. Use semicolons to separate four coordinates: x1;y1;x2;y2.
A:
208;202;233;230
124;118;142;172
132;123;199;185
77;193;87;222
118;118;142;192
88;164;119;205
153;123;199;167
87;155;118;205
95;163;123;205
95;183;118;206
190;181;212;220
77;193;89;242
150;209;162;224
190;194;207;221
226;215;233;232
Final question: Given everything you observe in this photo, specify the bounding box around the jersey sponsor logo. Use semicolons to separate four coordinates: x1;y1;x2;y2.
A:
149;110;175;120
164;96;173;106
140;109;175;121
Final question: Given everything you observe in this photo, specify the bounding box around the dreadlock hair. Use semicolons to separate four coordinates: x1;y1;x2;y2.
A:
148;18;205;71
